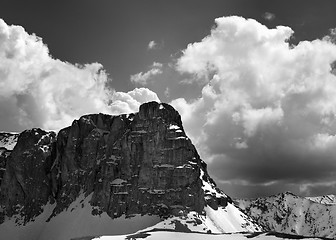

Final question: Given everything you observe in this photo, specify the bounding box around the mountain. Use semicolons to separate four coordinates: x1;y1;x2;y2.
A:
0;131;19;151
87;230;326;240
0;132;19;187
0;102;261;240
307;195;336;205
235;192;336;238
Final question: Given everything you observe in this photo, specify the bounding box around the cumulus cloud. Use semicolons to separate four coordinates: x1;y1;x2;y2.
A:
130;62;163;85
262;12;276;21
0;19;160;132
324;28;336;46
109;88;160;114
148;40;157;50
147;40;164;50
172;16;336;197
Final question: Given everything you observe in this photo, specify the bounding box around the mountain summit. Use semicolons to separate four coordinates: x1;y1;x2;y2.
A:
0;102;260;240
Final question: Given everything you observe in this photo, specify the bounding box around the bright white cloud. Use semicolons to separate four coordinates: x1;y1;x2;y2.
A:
110;88;160;114
130;62;163;85
152;62;163;68
172;16;336;195
0;19;160;131
148;40;157;50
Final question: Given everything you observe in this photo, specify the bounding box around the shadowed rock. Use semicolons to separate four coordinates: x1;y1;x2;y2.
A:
0;102;227;224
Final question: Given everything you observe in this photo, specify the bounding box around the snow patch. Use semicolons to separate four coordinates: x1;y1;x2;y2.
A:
111;179;127;186
200;169;227;199
168;124;180;130
0;132;19;150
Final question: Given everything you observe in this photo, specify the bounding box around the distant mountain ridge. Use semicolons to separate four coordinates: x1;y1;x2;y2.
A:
307;195;336;205
0;102;260;240
235;192;336;238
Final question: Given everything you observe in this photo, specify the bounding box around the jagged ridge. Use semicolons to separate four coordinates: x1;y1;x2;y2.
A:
235;192;336;238
0;102;260;240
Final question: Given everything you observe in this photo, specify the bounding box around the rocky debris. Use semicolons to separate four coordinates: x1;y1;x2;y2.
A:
0;102;231;225
235;192;336;238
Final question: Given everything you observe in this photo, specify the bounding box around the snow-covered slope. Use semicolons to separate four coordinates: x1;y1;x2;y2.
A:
0;162;261;240
0;131;19;150
307;195;336;205
91;231;323;240
235;192;336;238
0;193;161;240
198;168;261;233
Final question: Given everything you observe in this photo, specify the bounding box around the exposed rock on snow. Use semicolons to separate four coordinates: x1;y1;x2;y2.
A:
307;195;336;205
0;132;19;185
235;192;336;238
0;132;19;150
90;230;324;240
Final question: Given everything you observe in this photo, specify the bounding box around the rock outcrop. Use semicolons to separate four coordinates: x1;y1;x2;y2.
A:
0;102;229;225
0;129;56;223
0;132;19;185
235;192;336;238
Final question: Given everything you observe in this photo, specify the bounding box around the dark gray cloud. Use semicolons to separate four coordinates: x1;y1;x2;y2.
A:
262;12;276;21
172;16;336;198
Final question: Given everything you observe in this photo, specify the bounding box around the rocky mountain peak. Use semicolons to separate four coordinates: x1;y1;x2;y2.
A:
0;102;260;240
0;103;217;220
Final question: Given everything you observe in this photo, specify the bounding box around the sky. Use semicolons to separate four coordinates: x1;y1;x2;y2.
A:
1;0;336;198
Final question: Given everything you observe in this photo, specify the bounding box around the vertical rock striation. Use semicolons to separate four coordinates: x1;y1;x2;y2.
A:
0;129;56;223
0;102;227;224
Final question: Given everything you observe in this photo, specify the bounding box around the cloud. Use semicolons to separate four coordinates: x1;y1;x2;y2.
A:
147;40;164;50
324;27;336;44
263;12;276;21
110;88;160;114
0;19;160;132
172;16;336;197
148;40;158;50
164;87;170;98
130;62;163;85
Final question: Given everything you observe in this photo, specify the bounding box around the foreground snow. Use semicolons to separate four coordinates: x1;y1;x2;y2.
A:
92;231;322;240
0;190;259;240
0;192;261;240
0;193;160;240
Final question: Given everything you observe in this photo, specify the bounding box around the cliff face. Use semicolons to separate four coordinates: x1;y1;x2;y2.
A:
0;132;19;185
0;129;56;223
50;102;206;219
0;102;227;224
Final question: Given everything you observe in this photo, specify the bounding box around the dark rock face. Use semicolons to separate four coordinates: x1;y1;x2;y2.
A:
0;148;10;185
0;129;56;223
0;132;19;185
0;102;218;224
